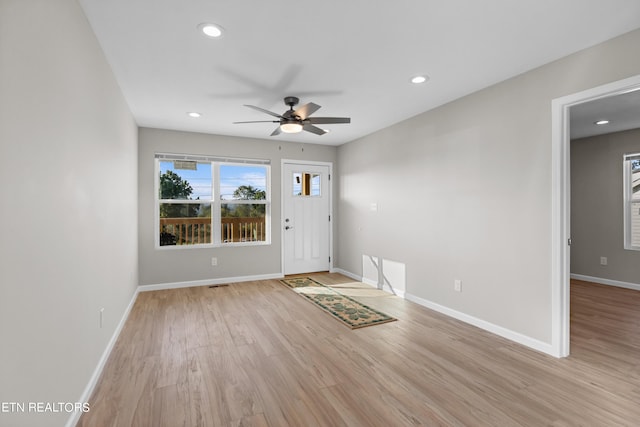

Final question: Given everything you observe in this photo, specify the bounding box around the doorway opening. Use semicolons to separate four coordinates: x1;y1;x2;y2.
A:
551;74;640;357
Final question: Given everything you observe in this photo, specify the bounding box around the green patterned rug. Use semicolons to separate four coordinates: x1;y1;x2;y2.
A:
280;277;397;329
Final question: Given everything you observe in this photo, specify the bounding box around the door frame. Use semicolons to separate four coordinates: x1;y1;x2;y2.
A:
551;74;640;358
280;159;333;275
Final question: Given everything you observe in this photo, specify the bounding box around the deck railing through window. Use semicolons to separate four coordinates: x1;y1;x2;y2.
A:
159;217;265;245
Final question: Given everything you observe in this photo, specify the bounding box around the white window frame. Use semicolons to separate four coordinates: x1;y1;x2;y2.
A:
155;153;271;249
623;152;640;251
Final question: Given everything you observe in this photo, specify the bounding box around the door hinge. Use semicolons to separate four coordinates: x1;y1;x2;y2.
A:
568;238;572;246
328;174;331;181
328;215;331;222
329;256;331;262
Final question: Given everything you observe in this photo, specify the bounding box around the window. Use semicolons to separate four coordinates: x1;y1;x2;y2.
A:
624;153;640;250
156;154;270;248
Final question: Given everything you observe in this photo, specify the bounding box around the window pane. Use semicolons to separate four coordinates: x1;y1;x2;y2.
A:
220;165;267;200
159;161;212;200
632;160;640;200
221;203;266;243
293;172;321;196
159;203;211;245
632;202;640;247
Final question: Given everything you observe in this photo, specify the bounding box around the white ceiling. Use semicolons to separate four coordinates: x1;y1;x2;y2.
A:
79;0;640;146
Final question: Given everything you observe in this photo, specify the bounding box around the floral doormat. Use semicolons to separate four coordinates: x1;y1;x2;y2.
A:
279;277;397;329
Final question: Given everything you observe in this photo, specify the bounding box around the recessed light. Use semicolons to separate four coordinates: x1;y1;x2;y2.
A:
411;75;429;84
187;112;202;118
594;119;610;125
198;23;224;38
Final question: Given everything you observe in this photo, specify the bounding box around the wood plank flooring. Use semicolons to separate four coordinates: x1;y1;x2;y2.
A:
78;275;640;426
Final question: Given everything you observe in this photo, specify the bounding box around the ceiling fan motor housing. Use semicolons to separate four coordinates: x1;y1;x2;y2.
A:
284;96;299;108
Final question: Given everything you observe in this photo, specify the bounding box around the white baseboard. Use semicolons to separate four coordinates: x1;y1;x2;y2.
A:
331;268;405;297
138;272;284;292
363;279;406;298
570;274;640;291
404;292;555;356
65;287;139;427
331;267;361;282
360;276;406;297
361;277;378;287
334;267;554;356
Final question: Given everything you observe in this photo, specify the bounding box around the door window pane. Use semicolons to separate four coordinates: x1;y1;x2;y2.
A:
293;172;321;196
632;159;639;200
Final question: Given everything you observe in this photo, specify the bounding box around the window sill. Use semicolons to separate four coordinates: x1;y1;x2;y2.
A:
155;241;271;250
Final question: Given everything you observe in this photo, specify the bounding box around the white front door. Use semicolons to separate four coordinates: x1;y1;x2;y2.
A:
283;162;331;275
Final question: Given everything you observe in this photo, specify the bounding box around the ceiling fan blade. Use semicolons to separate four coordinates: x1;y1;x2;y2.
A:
302;123;327;135
306;117;351;124
270;126;282;136
244;104;283;118
233;120;279;124
293;102;321;120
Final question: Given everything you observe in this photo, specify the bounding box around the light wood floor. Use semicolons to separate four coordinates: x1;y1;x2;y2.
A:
78;274;640;426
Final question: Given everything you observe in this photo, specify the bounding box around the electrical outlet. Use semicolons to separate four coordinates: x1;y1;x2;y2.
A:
600;257;608;266
211;257;218;266
454;279;462;292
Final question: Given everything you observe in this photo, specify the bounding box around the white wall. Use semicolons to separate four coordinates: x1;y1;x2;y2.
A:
571;129;640;285
0;1;138;426
336;28;640;348
138;127;337;286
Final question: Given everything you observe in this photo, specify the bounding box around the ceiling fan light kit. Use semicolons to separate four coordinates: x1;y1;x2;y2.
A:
233;96;351;137
280;122;303;133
